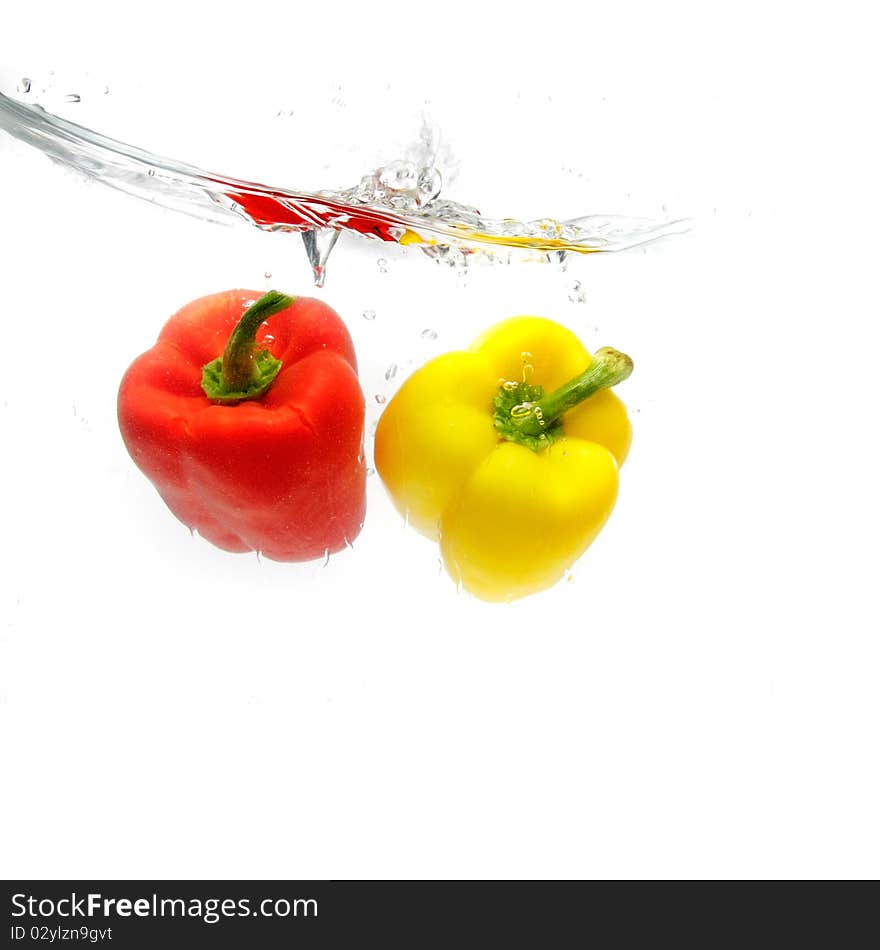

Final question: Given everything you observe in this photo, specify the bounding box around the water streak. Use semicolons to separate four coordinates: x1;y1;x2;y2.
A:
0;92;688;284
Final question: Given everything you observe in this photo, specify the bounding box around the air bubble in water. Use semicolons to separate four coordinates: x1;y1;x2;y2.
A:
385;363;398;381
377;258;388;274
18;78;32;94
264;271;272;279
379;160;418;192
417;167;442;204
568;280;587;304
362;309;376;321
63;94;81;103
375;394;386;404
421;329;438;340
502;380;519;392
367;467;375;477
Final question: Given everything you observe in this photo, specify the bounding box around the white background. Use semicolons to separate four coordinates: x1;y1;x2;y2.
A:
1;1;878;879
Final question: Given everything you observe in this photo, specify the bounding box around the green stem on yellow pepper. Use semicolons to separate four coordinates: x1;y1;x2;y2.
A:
201;290;294;404
526;347;633;430
495;347;633;449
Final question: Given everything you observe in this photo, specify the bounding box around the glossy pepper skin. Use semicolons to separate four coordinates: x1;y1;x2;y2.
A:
375;317;632;601
118;289;366;561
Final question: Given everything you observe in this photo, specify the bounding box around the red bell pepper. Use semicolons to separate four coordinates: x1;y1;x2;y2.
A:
118;289;366;561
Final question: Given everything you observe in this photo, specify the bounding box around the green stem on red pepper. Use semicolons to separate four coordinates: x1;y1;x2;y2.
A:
494;347;633;451
201;290;294;404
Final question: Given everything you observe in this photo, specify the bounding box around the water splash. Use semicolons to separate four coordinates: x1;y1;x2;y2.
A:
0;92;689;285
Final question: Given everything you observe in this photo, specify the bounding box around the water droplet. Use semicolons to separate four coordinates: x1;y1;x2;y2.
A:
147;168;155;177
103;86;110;95
375;394;386;404
17;78;31;94
362;309;376;321
378;160;418;192
510;402;533;419
385;363;398;381
520;351;534;381
502;380;519;392
366;467;375;477
417;166;442;204
301;228;340;287
568;281;587;304
421;328;438;340
377;258;388;274
264;271;272;279
63;94;81;103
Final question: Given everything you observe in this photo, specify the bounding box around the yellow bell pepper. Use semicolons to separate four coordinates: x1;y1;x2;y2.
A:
374;316;633;601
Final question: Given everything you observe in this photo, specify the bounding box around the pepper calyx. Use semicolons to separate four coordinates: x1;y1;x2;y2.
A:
201;348;283;404
494;346;634;451
492;379;565;451
201;290;294;404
